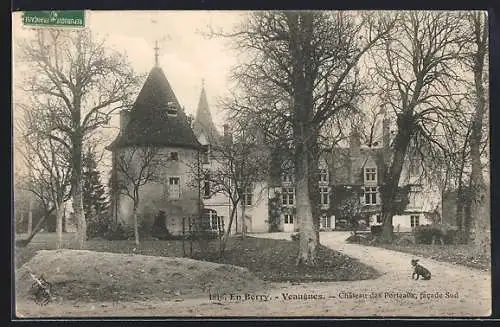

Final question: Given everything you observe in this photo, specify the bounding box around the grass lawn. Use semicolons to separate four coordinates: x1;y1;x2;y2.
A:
372;243;490;271
16;233;380;282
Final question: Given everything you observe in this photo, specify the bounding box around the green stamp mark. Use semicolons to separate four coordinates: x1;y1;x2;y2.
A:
22;10;85;28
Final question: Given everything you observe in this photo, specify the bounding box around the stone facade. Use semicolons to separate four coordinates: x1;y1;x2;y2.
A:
107;65;202;235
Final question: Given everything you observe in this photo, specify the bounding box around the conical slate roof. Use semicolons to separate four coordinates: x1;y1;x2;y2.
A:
108;67;201;150
192;85;221;145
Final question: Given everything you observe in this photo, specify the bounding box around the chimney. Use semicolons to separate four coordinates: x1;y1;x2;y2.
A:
119;110;130;136
223;124;233;144
255;126;265;145
349;129;361;184
187;114;194;128
349;129;361;157
382;115;390;149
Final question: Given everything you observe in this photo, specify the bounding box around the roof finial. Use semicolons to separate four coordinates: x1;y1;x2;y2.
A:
154;40;160;67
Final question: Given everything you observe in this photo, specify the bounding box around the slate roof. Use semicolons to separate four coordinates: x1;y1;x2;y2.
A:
268;145;388;187
325;147;387;185
107;67;201;150
192;85;221;146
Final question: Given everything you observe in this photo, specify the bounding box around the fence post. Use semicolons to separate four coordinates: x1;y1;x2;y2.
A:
182;217;186;257
189;216;193;257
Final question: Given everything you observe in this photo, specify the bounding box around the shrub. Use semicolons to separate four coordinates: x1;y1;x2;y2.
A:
370;225;393;236
346;233;374;245
396;234;416;246
86;213;113;239
370;225;383;236
414;225;438;244
290;233;300;241
187;230;219;240
103;222;135;241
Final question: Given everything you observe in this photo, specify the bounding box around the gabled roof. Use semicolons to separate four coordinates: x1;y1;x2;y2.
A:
326;147;387;185
192;85;221;146
107;67;201;150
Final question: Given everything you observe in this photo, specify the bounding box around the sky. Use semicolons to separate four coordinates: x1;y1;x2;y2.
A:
12;10;246;176
13;10;245;125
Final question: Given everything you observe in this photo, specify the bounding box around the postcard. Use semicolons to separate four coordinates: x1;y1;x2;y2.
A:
12;10;491;318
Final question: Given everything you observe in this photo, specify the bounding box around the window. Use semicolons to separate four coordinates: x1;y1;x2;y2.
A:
201;145;209;164
364;186;377;205
319;187;329;206
167;101;177;116
284;214;294;224
203;173;211;198
202;210;224;232
320;215;331;229
365;167;377;182
410;163;420;176
376;214;382;223
242;185;253;206
282;172;293;183
170;152;178;161
319;169;329;183
282;187;295;206
169;177;180;199
411;215;420;227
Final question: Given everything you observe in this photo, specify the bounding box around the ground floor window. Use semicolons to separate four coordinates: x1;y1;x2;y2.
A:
201;210;224;232
410;215;420;227
210;215;224;232
284;214;294;224
320;215;331;229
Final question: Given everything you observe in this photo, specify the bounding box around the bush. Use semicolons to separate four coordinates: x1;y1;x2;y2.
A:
346;232;374;245
187;230;220;240
86;213;113;239
414;225;440;244
103;222;135;241
370;225;383;236
290;233;300;241
396;234;416;245
370;225;393;236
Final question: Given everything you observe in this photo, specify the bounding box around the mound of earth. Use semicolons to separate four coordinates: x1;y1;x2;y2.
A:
16;250;267;303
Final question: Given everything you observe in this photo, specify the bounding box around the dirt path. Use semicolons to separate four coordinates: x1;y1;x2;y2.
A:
15;232;491;318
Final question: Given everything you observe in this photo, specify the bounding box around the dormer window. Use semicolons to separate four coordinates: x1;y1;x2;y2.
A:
319;168;329;183
282;173;293;183
167;101;177;116
364;167;377;183
201;145;209;164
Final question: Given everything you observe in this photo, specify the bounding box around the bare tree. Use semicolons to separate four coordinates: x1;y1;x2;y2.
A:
114;147;161;245
17;104;72;248
18;29;141;248
464;12;489;252
371;12;468;241
201;124;269;252
213;11;394;265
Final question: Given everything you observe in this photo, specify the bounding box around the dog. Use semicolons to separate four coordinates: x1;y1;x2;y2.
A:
411;259;431;280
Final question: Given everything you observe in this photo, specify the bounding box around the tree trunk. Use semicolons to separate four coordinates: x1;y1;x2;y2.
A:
287;12;317;265
468;12;489;254
71;128;86;249
72;181;86;249
380;117;413;242
27;207;33;235
296;146;316;265
16;207;55;247
241;203;246;238
55;200;64;249
308;134;321;244
221;202;239;253
133;206;140;246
